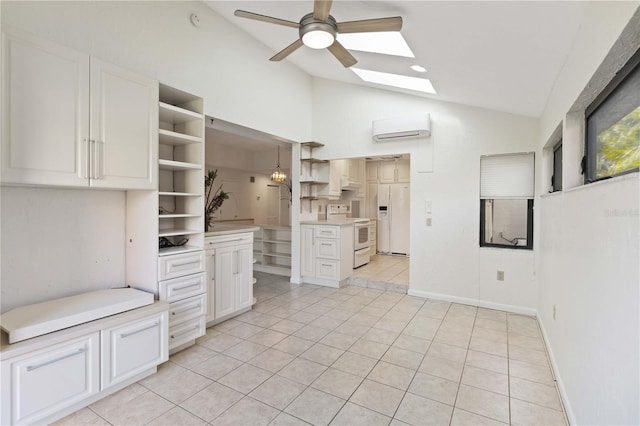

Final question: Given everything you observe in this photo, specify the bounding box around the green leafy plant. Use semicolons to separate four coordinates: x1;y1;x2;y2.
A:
204;169;229;231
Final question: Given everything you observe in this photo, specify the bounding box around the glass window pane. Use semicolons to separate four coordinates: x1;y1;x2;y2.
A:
483;199;528;246
587;62;640;180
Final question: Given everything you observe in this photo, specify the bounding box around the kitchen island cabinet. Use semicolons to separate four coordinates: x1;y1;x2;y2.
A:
301;222;354;288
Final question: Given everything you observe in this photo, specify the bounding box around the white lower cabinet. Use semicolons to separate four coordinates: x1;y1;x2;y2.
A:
1;333;100;426
100;311;168;389
301;223;354;288
0;303;168;425
205;232;254;323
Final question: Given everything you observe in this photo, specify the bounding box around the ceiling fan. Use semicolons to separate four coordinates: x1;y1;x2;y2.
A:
234;0;402;67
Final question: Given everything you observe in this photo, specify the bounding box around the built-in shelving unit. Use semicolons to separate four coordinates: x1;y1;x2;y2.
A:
300;141;331;204
157;84;205;254
253;226;292;276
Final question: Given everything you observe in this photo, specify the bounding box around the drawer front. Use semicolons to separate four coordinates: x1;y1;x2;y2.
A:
101;312;168;390
158;251;205;281
205;232;253;249
316;259;340;280
6;333;100;425
169;316;206;350
316;238;339;259
169;294;206;327
159;272;206;303
315;226;339;239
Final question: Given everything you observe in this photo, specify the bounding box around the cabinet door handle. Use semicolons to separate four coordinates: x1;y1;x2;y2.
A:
172;259;200;267
96;140;104;179
120;322;159;338
321;243;331;246
171;325;199;339
26;348;84;372
173;282;201;292
172;304;201;316
82;138;89;179
321;263;332;267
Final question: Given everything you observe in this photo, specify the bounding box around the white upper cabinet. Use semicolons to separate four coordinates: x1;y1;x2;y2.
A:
380;161;397;183
2;30;90;187
396;159;410;183
1;29;157;189
89;59;157;189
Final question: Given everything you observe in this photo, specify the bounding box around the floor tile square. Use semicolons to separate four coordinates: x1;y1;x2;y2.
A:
451;408;508;425
301;342;345;366
288;310;322;324
285;387;346;426
294;325;332;341
510;398;567;426
311;367;364;400
334;322;371;338
310;315;346;330
223;340;269;362
270;319;306;334
510;376;562;410
508;359;554;385
419;354;464;382
249;375;307;410
273;335;315;356
392;335;431;354
211;396;279;426
333;351;378;377
270;412;312;425
248;348;296;372
218;363;273;394
465;350;508;374
331;402;391;426
198;333;243;352
462;365;509;395
92;387;174;425
395;391;453;426
169;344;216;369
456;384;510;424
349;379;404;417
367;361;415;390
189;353;244;380
408;372;459;406
427;342;468;363
320;331;359;350
51;408;110;426
469;336;508;357
139;361;212;403
349;339;390;359
508;345;549;367
146;406;207;426
225;322;264;339
381;346;424;370
249;328;290;347
180;382;243;422
278;357;328;385
363;327;399;345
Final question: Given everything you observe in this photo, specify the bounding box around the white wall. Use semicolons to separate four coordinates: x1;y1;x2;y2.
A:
0;1;312;309
0;187;125;312
311;78;539;312
535;3;639;425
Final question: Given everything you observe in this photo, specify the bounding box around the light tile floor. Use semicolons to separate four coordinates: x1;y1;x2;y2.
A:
54;273;567;426
351;255;409;287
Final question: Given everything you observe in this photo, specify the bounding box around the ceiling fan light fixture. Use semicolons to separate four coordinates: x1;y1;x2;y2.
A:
302;30;335;49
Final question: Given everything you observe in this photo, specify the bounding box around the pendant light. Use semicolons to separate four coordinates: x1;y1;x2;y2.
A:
271;145;287;183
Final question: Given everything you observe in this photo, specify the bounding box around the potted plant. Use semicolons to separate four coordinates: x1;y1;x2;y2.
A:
204;169;229;232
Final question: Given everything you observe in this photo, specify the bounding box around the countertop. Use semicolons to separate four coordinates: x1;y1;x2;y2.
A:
205;223;260;236
301;219;357;226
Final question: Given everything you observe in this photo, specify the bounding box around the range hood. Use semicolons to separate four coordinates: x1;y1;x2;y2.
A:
341;179;361;191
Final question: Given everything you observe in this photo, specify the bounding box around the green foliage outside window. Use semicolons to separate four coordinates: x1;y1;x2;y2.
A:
596;107;640;179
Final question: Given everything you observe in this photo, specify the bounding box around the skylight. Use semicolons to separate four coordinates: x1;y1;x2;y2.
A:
336;32;414;58
351;68;437;94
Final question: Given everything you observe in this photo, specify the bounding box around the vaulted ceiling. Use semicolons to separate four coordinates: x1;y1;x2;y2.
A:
206;1;587;117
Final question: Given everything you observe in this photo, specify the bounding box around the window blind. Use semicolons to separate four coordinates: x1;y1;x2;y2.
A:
480;153;534;199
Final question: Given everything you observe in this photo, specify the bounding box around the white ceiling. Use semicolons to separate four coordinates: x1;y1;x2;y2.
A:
205;0;587;117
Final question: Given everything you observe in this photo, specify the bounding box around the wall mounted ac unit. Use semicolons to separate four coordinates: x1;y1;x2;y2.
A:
372;114;431;142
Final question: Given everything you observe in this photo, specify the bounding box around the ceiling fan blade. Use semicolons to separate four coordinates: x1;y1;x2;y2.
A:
327;41;357;68
336;16;402;33
270;39;305;61
313;0;333;21
234;10;299;29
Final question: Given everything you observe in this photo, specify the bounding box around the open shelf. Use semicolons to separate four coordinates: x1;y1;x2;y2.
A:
300;180;329;185
159;213;201;219
262;252;292;259
301;141;325;148
300;158;329;164
263;239;291;244
158;228;201;237
159;101;202;125
159;129;202;146
159;159;202;171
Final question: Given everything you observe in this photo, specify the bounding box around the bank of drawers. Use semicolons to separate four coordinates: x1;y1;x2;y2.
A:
158;250;206;349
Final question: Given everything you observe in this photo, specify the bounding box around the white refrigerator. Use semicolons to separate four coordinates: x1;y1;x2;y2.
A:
377;183;410;255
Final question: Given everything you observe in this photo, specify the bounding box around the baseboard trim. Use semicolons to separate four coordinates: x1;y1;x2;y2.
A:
407;289;537;316
536;315;575;425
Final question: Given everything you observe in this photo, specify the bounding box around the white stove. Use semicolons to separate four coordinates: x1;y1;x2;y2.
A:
326;204;371;268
